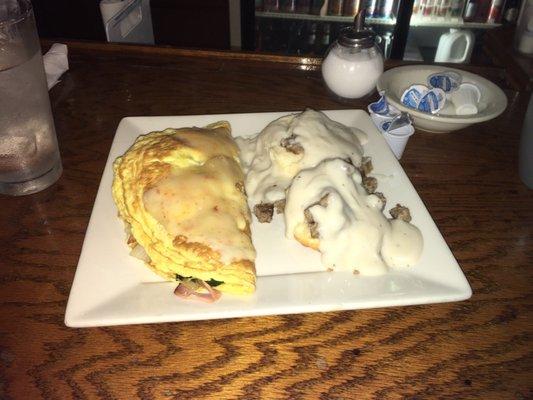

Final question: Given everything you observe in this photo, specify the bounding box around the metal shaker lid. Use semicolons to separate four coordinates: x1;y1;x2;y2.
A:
338;10;376;49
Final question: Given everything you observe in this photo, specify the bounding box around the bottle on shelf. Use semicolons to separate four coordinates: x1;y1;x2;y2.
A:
296;0;312;13
515;0;533;54
256;0;264;11
311;0;327;15
434;0;443;16
366;0;380;18
328;0;345;15
379;0;397;18
450;0;465;18
486;0;504;22
413;0;422;14
416;0;428;18
503;0;519;24
343;0;362;15
473;0;491;21
281;0;297;12
437;0;452;16
463;0;477;20
423;0;436;16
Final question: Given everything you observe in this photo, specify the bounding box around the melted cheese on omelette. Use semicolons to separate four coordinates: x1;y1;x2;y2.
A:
112;122;256;294
143;156;254;264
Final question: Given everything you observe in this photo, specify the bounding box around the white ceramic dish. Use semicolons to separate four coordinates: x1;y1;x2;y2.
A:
64;110;472;327
377;65;508;133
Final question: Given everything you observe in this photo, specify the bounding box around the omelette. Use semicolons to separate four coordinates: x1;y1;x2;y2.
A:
112;122;256;299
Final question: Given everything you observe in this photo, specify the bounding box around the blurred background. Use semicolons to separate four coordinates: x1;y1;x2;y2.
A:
30;0;527;64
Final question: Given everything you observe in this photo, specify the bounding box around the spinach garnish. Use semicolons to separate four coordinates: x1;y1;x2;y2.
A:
175;274;192;281
175;274;223;287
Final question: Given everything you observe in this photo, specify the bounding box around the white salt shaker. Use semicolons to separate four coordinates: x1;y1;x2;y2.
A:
322;10;384;99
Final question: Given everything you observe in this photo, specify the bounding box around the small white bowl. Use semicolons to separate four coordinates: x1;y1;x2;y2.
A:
376;65;508;133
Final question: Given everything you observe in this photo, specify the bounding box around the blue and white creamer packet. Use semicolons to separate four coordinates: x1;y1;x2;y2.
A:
400;84;428;109
428;71;461;93
417;88;445;114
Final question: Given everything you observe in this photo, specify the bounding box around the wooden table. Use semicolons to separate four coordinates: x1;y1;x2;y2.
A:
1;41;532;400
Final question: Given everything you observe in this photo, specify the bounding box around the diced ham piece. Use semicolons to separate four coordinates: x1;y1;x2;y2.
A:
174;279;222;303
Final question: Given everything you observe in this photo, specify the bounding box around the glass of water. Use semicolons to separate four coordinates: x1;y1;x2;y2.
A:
0;0;62;195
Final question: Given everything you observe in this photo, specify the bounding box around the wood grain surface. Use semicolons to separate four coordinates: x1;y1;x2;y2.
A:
0;41;532;400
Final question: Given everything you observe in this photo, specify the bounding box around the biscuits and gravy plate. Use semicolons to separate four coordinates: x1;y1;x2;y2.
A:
65;110;471;327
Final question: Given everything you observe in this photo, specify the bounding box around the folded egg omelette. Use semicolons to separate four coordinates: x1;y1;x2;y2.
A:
112;122;256;294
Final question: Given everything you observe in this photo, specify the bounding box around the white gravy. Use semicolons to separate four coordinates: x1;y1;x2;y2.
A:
285;159;423;274
237;110;423;274
236;109;368;206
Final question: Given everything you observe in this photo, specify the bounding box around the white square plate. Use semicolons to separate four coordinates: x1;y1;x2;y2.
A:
65;110;472;327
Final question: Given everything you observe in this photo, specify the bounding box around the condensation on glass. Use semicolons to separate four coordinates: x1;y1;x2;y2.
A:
0;0;62;195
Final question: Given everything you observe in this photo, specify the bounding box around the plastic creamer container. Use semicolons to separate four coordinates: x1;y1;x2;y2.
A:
434;29;475;64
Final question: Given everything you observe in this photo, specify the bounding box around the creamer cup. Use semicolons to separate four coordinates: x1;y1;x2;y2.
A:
383;124;415;159
417;88;446;114
381;120;393;131
451;82;481;115
368;93;389;115
368;92;400;116
401;84;428;109
428;71;462;92
383;111;412;132
370;112;394;132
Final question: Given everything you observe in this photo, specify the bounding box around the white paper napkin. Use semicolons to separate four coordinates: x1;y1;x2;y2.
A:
43;43;69;90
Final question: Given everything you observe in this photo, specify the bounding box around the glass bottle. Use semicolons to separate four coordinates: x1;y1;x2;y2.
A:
321;10;384;99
